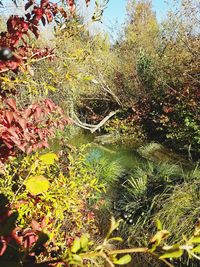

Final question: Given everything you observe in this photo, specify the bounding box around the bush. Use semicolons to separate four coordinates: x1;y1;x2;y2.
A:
0;147;105;265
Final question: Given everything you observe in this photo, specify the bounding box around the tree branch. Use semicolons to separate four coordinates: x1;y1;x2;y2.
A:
72;110;120;133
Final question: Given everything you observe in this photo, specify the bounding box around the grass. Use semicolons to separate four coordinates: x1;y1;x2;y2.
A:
109;144;200;249
156;181;200;243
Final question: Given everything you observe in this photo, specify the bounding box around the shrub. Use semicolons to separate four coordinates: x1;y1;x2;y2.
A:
0;98;70;162
0;147;105;265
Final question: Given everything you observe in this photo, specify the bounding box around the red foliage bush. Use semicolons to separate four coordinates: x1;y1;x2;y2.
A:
0;98;70;161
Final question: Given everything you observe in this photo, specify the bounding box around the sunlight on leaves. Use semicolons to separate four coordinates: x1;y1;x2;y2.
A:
25;175;49;195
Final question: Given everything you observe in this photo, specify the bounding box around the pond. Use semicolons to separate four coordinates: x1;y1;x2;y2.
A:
52;129;142;168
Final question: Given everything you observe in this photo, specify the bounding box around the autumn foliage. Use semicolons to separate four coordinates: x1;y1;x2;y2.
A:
0;0;90;73
0;98;70;161
0;0;90;161
0;0;93;265
0;0;58;72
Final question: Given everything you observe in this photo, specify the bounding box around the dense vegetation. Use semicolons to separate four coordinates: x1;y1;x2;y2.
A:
0;0;199;266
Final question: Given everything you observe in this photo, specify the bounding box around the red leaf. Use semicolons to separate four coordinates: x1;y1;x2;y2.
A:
32;7;44;22
41;0;50;8
35;107;42;120
7;127;19;139
17;143;26;152
42;140;49;148
18;118;27;130
5;98;17;111
38;130;44;140
29;24;39;38
57;6;68;18
5;111;14;125
23;230;37;249
5;59;20;70
2;136;14;149
45;99;55;111
25;13;31;20
9;136;21;146
67;0;75;13
24;108;32;119
41;217;47;228
24;132;31;142
0;239;7;256
13;112;19;122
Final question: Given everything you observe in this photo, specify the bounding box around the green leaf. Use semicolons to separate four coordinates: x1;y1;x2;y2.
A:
109;237;123;242
25;175;49;195
113;254;132;265
80;234;89;249
106;217;121;239
156;219;163;231
160;249;183;259
71;238;81;253
39;153;58;165
192;245;200;253
82;76;94;81
72;254;83;263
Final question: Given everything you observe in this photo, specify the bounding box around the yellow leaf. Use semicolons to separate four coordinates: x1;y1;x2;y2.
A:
0;77;11;83
80;234;90;249
46;85;57;92
39;153;58;165
190;236;200;244
25;175;49;195
192;245;200;253
71;238;81;253
65;73;72;81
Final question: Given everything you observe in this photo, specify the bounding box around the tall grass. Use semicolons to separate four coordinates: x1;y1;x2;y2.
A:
113;160;183;245
156;181;200;243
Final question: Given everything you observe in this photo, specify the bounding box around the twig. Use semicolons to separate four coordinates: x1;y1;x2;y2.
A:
98;73;122;106
108;247;148;255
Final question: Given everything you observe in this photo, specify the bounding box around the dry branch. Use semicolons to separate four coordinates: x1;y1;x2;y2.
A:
72;109;120;133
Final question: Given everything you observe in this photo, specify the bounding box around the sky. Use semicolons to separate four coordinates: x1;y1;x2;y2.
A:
1;0;173;22
1;0;175;41
103;0;171;24
91;0;173;40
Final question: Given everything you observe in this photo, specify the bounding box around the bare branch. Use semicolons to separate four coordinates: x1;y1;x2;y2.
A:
98;73;122;106
72;110;120;133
